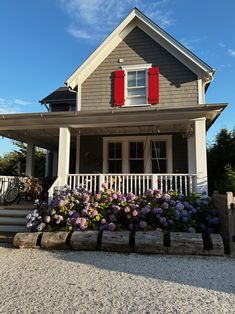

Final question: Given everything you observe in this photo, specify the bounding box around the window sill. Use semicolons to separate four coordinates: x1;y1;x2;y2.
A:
122;104;151;108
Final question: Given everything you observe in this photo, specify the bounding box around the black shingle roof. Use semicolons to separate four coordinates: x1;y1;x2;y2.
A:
39;87;76;104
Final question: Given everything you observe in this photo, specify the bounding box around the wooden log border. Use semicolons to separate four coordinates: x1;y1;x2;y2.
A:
13;231;225;256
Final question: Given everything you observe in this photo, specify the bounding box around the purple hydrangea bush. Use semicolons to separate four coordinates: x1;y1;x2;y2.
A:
27;185;220;235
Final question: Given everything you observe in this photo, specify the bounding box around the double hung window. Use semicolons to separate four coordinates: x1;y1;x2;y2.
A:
108;142;122;173
126;70;147;105
129;142;144;173
152;141;167;173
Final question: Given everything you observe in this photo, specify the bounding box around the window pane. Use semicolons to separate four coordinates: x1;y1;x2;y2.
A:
109;160;122;173
127;87;146;96
137;71;146;86
129;142;143;158
126;97;146;106
152;160;167;173
127;71;136;87
109;143;122;159
152;141;166;158
130;160;144;173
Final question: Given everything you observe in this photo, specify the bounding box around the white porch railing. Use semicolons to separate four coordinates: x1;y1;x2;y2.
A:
67;173;197;196
48;177;61;204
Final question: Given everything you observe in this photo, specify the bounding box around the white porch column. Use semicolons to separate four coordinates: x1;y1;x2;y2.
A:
75;133;80;173
187;118;207;194
26;143;35;176
58;128;71;186
52;151;58;177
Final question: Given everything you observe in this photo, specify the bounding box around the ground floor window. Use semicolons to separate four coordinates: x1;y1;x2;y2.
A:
129;142;144;173
108;142;122;173
152;141;167;173
103;135;172;174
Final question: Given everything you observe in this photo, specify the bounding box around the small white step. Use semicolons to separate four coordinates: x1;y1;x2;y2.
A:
0;209;31;217
0;225;29;233
0;217;27;225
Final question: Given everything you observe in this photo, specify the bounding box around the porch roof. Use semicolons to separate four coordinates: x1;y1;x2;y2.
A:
0;103;226;150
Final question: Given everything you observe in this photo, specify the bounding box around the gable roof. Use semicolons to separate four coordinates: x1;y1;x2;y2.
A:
65;7;215;89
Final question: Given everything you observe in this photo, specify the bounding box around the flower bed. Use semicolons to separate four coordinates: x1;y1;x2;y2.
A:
26;185;220;235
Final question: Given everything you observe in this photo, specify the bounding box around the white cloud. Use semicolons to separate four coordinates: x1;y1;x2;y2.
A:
59;0;174;41
219;42;226;48
14;98;32;106
0;98;32;114
227;49;235;57
68;27;93;40
0;98;6;105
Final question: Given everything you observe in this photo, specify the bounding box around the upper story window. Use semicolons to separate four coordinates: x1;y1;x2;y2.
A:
126;70;147;105
114;64;159;107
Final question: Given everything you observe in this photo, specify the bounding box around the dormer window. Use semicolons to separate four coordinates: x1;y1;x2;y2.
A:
114;64;159;107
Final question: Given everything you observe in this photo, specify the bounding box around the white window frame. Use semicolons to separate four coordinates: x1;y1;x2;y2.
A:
103;135;172;174
121;64;152;107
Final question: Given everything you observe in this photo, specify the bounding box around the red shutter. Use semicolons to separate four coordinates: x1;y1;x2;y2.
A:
114;70;125;106
148;67;159;104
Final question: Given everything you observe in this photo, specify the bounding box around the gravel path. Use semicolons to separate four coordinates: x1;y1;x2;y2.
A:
0;245;234;314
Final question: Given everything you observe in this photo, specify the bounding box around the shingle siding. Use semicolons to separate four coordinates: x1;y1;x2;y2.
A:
172;133;188;173
81;27;198;111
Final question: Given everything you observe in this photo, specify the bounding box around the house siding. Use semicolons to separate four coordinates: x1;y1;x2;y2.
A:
81;27;198;111
80;135;103;173
172;133;188;173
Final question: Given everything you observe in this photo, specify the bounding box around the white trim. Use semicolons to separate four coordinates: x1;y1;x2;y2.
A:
65;8;214;90
58;128;71;185
76;81;81;111
103;135;172;174
197;78;205;104
121;63;152;70
123;64;151;107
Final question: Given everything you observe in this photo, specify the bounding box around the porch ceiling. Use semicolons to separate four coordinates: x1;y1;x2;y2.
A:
0;103;226;149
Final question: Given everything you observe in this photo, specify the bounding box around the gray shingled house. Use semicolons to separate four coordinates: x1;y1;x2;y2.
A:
0;8;227;198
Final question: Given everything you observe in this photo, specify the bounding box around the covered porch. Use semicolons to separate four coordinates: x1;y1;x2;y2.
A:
0;104;226;198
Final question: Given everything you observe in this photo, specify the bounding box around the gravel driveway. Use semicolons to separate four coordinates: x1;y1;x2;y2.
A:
0;244;234;314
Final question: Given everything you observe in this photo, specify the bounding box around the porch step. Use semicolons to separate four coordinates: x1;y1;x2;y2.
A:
0;209;31;217
0;232;15;243
0;225;29;233
0;217;27;225
0;203;33;210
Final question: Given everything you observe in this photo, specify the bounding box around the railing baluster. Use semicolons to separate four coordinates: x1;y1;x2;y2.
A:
165;175;168;193
64;173;198;198
184;176;188;196
138;175;141;196
180;176;182;194
130;175;133;193
170;175;173;190
189;175;193;194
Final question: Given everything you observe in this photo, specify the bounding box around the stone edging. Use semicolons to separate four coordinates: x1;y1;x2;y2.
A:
13;231;224;256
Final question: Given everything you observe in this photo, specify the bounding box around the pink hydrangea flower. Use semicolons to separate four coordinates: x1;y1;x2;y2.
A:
132;210;138;217
124;206;130;213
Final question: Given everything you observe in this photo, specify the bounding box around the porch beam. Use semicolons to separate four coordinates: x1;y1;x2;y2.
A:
57;128;70;186
26;143;35;176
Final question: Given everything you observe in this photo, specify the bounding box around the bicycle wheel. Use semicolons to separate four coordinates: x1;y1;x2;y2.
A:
4;187;19;204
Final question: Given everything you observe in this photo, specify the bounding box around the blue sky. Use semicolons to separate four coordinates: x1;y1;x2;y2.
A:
0;0;234;155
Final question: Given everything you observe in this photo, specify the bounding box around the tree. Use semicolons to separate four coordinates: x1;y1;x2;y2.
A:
0;141;46;177
207;128;235;194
